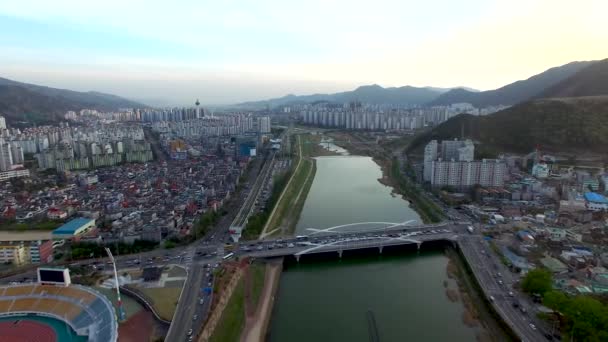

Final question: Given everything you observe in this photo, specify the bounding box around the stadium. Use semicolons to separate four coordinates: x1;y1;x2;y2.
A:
0;268;117;342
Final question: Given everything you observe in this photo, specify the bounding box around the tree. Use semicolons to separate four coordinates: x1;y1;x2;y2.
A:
543;290;569;311
521;268;552;295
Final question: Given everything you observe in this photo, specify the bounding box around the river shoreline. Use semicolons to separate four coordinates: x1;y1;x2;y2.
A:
241;260;282;342
446;248;511;342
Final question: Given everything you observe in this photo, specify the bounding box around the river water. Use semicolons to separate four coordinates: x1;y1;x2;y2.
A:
268;155;481;341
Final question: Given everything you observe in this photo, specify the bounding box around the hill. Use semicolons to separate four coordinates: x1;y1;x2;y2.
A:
537;58;608;99
235;84;460;109
0;77;145;126
428;61;595;107
409;96;608;154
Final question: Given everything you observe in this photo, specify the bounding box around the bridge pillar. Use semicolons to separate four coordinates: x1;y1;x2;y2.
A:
417;242;422;254
378;246;383;254
338;250;343;258
295;255;300;262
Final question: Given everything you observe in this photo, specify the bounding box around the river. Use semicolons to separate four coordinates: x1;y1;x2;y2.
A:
268;154;482;341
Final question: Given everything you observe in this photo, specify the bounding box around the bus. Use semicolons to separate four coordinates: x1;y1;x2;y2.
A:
295;235;309;241
222;252;234;260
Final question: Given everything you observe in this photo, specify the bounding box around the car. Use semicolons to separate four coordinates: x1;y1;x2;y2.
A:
512;301;519;308
520;307;527;314
498;280;503;285
193;315;198;320
529;323;536;330
187;329;193;336
489;296;495;302
508;291;514;296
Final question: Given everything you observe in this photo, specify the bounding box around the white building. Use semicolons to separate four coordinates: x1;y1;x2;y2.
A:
0;116;6;130
0;139;13;171
257;116;271;133
423;140;505;188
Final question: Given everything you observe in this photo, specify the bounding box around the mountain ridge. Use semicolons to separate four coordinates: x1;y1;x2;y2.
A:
428;60;596;107
0;77;146;126
235;84;472;109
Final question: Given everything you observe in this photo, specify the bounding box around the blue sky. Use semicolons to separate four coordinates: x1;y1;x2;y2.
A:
0;0;606;105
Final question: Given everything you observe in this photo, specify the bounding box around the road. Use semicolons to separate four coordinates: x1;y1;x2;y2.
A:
460;234;547;342
232;151;276;229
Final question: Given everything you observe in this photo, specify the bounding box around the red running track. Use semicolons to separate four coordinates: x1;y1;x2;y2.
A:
0;320;57;342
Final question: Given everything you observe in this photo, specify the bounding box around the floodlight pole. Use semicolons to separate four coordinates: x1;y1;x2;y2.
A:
105;247;125;321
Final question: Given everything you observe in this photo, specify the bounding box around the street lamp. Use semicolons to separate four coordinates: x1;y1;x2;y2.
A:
105;247;126;321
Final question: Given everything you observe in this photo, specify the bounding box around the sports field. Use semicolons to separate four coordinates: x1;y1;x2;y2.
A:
0;314;87;342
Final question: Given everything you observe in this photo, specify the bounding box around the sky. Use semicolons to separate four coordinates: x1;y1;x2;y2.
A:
0;0;607;106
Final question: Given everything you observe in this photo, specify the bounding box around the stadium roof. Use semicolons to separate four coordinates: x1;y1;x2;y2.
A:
584;192;608;204
52;218;94;235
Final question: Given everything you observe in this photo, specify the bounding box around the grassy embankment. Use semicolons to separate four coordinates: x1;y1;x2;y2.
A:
452;247;520;340
209;263;266;342
389;157;444;223
257;134;317;238
445;248;513;341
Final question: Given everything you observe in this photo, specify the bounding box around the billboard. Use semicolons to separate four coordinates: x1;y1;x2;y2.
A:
37;268;71;286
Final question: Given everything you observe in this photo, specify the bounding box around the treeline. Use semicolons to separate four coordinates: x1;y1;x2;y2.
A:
522;269;608;341
70;240;158;260
390;157;443;223
408;97;608;154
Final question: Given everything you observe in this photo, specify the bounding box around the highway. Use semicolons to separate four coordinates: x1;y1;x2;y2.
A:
460;234;548;342
232;151;276;228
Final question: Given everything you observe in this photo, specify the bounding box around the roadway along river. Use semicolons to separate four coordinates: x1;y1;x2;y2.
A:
268;155;482;341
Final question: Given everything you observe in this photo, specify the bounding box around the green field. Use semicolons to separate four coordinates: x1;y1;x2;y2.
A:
209;280;246;342
265;134;316;236
139;286;182;321
250;264;266;311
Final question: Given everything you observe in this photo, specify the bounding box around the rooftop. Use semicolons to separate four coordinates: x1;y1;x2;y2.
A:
584;192;608;204
0;231;52;242
52;217;94;235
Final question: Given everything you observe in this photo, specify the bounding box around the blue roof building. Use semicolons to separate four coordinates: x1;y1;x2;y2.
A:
584;192;608;211
52;218;96;239
584;192;608;203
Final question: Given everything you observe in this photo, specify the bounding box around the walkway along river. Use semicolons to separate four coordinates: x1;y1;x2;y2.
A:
267;154;490;341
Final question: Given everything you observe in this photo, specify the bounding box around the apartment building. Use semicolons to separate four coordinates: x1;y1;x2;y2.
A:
423;139;505;188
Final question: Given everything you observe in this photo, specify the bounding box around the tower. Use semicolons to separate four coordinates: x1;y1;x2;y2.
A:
195;99;201;119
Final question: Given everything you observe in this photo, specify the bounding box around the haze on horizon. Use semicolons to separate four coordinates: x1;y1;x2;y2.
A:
0;0;606;106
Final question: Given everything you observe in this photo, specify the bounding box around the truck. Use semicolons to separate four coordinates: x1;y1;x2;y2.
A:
467;226;474;234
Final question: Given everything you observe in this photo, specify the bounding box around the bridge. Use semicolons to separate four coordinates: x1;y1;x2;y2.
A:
240;224;460;261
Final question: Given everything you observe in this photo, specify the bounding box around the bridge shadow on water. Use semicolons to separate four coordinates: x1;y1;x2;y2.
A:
282;239;452;268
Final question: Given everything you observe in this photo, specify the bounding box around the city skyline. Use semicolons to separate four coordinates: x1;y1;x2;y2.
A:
0;0;607;105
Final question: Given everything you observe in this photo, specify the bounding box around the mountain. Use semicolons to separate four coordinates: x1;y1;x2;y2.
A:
0;77;145;126
408;96;608;154
428;61;596;107
536;58;608;99
235;84;461;109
